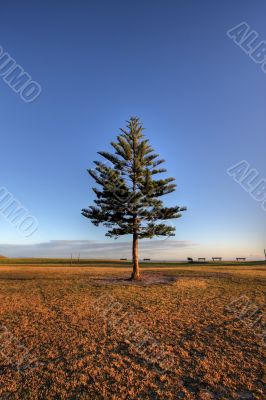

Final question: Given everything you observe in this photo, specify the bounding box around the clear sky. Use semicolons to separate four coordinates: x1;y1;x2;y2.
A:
0;0;265;260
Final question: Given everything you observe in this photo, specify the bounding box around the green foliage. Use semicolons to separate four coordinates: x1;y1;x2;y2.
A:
82;117;186;239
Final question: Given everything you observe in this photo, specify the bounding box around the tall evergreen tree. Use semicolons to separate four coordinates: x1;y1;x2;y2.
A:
82;117;186;280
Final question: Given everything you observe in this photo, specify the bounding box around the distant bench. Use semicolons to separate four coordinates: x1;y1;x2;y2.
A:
236;258;246;261
198;258;206;262
143;258;151;261
212;257;222;262
120;258;128;261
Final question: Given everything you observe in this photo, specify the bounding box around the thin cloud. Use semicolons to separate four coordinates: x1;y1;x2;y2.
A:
0;239;196;259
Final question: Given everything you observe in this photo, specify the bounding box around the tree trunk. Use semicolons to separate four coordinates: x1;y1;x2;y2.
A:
131;134;140;280
131;232;140;280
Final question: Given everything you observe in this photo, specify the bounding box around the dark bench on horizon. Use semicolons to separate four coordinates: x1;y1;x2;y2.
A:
212;257;222;262
143;258;151;261
236;258;246;261
120;258;128;261
198;258;206;262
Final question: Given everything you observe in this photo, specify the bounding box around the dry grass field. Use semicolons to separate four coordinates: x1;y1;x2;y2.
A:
0;261;265;399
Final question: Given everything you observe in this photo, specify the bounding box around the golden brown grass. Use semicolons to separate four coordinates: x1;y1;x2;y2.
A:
0;263;265;399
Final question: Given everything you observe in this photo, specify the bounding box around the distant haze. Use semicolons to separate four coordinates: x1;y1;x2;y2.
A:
0;240;263;261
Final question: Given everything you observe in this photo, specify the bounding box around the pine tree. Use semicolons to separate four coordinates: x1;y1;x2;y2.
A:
82;117;186;280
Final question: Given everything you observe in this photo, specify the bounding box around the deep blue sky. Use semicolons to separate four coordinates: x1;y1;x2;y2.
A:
0;0;265;259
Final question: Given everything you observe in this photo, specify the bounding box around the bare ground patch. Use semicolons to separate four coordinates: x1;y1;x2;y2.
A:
91;271;178;286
